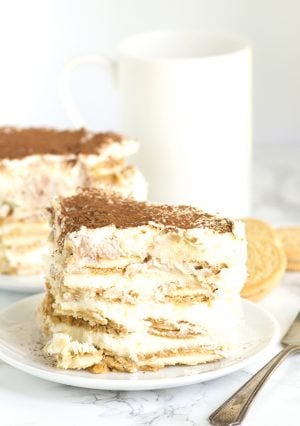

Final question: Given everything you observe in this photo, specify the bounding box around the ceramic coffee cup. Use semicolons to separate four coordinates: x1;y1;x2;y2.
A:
60;31;252;216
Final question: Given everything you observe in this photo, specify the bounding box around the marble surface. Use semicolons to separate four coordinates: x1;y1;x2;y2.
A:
0;146;299;426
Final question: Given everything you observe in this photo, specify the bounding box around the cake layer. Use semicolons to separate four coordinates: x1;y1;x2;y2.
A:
43;291;242;340
50;262;243;297
46;265;236;309
0;158;146;220
57;224;246;289
44;332;223;371
48;219;246;312
54;282;216;305
40;299;233;371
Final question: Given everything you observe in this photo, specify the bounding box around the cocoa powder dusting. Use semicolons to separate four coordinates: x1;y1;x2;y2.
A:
0;127;123;159
57;189;234;243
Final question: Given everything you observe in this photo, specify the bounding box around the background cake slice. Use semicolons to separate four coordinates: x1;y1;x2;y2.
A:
39;188;247;372
0;127;146;275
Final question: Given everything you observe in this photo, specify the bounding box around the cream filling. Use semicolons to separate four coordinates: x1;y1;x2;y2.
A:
60;268;215;292
0;140;147;218
51;295;242;336
50;275;215;307
62;223;247;285
0;156;86;214
43;332;223;369
43;319;236;361
53;262;244;298
57;280;214;304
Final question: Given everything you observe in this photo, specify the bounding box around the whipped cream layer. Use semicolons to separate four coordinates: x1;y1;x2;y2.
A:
0;154;146;220
53;222;246;297
42;332;223;371
63;223;245;264
49;293;242;338
42;318;235;362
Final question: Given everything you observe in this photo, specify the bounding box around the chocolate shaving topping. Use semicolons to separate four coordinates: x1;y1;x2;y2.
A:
0;127;123;159
57;189;234;242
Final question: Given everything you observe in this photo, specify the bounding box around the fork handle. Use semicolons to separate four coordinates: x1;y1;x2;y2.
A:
209;345;299;426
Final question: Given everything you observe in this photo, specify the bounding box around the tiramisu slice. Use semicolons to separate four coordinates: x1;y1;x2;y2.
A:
0;128;146;275
39;189;247;372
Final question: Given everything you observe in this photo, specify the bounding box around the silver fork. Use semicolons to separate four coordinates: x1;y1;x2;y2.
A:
209;311;300;426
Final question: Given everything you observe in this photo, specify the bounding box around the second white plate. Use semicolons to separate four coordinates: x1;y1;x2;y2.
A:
0;294;279;390
0;274;44;293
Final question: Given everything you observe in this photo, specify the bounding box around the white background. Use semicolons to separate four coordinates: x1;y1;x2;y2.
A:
0;0;299;147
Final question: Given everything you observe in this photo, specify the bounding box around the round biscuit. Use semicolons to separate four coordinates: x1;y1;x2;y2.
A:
243;217;277;242
240;239;286;300
276;227;300;271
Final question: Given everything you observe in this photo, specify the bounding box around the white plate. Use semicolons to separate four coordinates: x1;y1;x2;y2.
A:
0;294;279;391
0;274;44;293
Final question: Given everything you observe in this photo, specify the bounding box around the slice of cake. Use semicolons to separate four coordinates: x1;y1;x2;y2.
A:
0;128;146;275
39;188;247;372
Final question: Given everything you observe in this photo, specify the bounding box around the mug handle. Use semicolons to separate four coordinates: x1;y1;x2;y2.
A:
59;54;117;128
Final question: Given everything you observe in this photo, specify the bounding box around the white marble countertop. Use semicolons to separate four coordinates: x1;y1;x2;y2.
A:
0;146;299;426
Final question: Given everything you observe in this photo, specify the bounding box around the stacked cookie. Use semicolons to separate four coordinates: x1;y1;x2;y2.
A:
241;218;287;301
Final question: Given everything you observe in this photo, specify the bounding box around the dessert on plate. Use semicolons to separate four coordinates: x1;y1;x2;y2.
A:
0;127;146;275
38;188;247;372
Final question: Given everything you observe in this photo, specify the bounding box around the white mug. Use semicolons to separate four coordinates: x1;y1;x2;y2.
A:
60;31;252;217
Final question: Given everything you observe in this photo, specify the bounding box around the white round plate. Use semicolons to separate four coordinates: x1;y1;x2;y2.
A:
0;294;279;391
0;274;44;293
